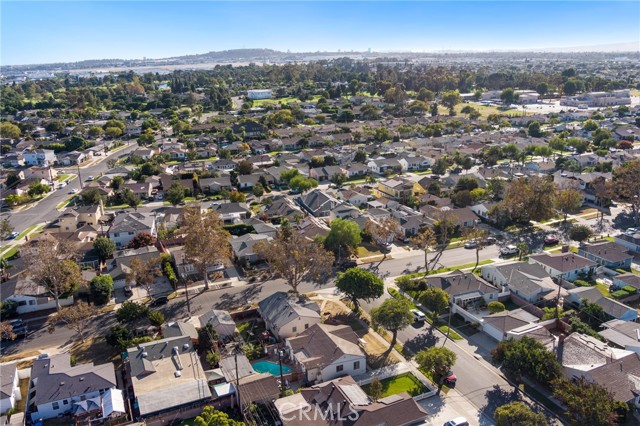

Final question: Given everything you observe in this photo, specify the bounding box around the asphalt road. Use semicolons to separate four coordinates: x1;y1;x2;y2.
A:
1;143;138;234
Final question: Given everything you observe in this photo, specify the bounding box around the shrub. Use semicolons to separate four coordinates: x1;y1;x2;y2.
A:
616;268;629;274
488;301;506;314
611;289;630;299
162;259;179;288
89;275;114;305
148;309;165;327
206;352;220;368
573;279;591;287
622;286;638;295
106;325;133;351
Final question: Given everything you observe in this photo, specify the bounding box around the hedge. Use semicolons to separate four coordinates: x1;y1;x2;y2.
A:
622;286;638;295
162;258;179;288
574;279;591;287
611;289;630;299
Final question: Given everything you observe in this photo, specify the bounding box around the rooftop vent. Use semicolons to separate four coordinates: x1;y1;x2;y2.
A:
174;371;182;378
142;352;148;358
182;343;190;350
59;381;65;386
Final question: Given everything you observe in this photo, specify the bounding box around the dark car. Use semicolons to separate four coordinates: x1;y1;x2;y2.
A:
149;296;169;307
123;286;133;297
484;236;497;245
544;235;560;245
6;232;19;240
8;319;28;337
338;261;358;271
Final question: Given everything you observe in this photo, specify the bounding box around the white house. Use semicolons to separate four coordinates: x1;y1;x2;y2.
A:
258;292;321;340
199;309;237;338
528;253;598;282
285;323;366;384
247;89;272;100
600;319;640;354
481;262;558;304
0;363;20;415
107;212;156;248
27;353;119;422
1;276;74;314
23;149;56;166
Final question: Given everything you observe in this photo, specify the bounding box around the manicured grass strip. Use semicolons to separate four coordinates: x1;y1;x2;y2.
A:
437;325;462;340
362;372;427;398
401;259;494;280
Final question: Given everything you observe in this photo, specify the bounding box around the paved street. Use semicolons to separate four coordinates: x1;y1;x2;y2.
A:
0;143;138;235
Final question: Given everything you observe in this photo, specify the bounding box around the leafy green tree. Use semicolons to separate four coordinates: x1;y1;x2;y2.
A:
104;127;123;139
166;181;186;206
612;159;640;225
552;377;624;426
495;401;548;426
289;175;318;193
431;157;449;176
126;232;155;249
491;337;561;386
417;88;435;102
0;122;21;139
583;119;599;132
198;323;220;352
229;190;246;202
488;301;506;314
106;325;133;351
330;172;347;187
116;301;149;324
568;224;593;243
368;377;383;401
252;183;265;199
416;346;457;394
193;406;244;426
0;218;14;240
371;298;413;350
93;236;116;263
89;275;113;305
555;188;583;225
528;121;543;138
110;175;124;190
535;83;549;97
324;218;362;260
88;126;104;138
441;90;461;114
336;268;384;312
121;188;141;211
500;88;519;105
237;160;253;175
418;287;449;322
27;181;50;197
147;309;165;327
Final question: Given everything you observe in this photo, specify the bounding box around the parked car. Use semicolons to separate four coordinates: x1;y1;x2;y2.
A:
8;319;28;337
544;235;560;245
443;417;468;426
338;260;358;271
149;296;169;307
443;371;457;388
69;188;79;194
464;240;478;249
6;232;19;240
86;176;94;181
484;236;497;245
157;193;164;200
123;286;133;297
500;245;518;256
410;309;426;322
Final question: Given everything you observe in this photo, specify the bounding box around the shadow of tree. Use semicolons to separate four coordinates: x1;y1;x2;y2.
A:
479;384;522;420
213;284;264;310
403;332;438;356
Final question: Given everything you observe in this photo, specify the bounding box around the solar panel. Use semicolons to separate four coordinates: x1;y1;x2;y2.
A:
339;384;370;406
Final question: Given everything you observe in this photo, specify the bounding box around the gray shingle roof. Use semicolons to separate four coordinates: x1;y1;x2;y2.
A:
258;292;320;333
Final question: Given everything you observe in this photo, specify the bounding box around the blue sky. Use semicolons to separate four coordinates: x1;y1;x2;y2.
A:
1;1;639;65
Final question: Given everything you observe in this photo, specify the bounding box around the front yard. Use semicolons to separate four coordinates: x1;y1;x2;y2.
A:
362;372;427;398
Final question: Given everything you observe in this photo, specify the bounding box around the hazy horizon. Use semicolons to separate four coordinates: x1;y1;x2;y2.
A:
2;1;639;66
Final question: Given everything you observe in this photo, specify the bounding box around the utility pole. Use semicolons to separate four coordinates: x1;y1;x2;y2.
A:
181;257;191;316
77;163;84;189
278;348;285;393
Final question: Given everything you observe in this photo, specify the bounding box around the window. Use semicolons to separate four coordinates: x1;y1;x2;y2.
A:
128;232;135;235
52;402;60;410
113;233;120;238
292;326;297;333
63;400;68;405
336;365;343;373
304;323;309;330
28;300;35;305
353;361;360;370
18;301;27;306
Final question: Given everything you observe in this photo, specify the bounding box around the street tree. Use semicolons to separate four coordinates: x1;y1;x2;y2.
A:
612;159;640;225
371;297;413;350
500;88;519;105
166;181;186;206
463;228;489;272
415;346;457;394
324;218;362;261
289;175;318;193
252;183;265;200
335;268;384;313
568;224;593;244
441;90;461;115
28;181;50;197
116;301;149;324
494;401;548;426
410;227;437;275
0;218;14;240
93;236;116;263
364;217;402;268
121;188;141;211
48;301;97;342
418;287;449;323
255;226;333;295
432;210;457;248
81;188;104;206
148;310;165;327
330;172;347;187
126;256;161;299
0;322;16;341
555;188;583;226
552;377;623;426
24;239;83;310
182;207;232;290
503;177;557;223
516;242;530;261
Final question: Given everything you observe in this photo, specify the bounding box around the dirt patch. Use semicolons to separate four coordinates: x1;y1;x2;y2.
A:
69;337;120;366
0;350;41;363
16;378;29;412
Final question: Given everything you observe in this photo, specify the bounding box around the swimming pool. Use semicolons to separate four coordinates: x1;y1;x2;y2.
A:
253;360;292;376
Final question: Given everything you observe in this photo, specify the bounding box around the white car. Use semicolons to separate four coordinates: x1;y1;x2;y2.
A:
443;417;469;426
69;188;79;194
500;245;518;256
410;309;426;322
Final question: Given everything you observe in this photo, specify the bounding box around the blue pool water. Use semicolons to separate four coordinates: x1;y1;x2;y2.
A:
253;360;292;376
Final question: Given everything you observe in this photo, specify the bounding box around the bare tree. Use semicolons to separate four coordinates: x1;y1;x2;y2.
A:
462;228;489;272
364;217;402;269
182;206;232;290
254;225;334;295
410;227;437;276
126;256;161;299
0;322;16;341
48;301;97;342
24;238;84;311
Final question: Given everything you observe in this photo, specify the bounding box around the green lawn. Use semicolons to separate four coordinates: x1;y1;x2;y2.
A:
419;368;451;394
1;246;18;260
595;282;610;297
252;95;321;107
362;372;427;398
16;224;43;240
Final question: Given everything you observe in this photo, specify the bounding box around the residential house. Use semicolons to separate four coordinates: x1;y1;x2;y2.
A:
236;373;280;410
309;166;347;182
470;201;499;222
161;321;198;343
600;319;640;353
426;271;500;310
1;153;24;168
297;189;340;218
1;275;74;314
482;262;559;304
199;176;232;194
125;335;211;418
121;182;153;199
612;273;640;292
559;333;633;380
614;231;640;254
579;242;633;271
582;353;640;417
57;151;86;166
108;246;160;288
344;163;369;178
237;174;262;190
231;121;266;138
23;166;55;182
367;158;401;175
230;233;272;264
566;286;637;321
274;375;429;426
262;196;303;222
528;252;598;282
210;159;236;172
24;149;56;166
0;364;20;415
336;188;370;207
133;147;156;160
482;309;540;342
398;154;433;171
27;353;120;422
107;212;156;248
198;309;237;338
373;177;421;201
258;292;321;340
286;324;366;384
210;202;251;224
